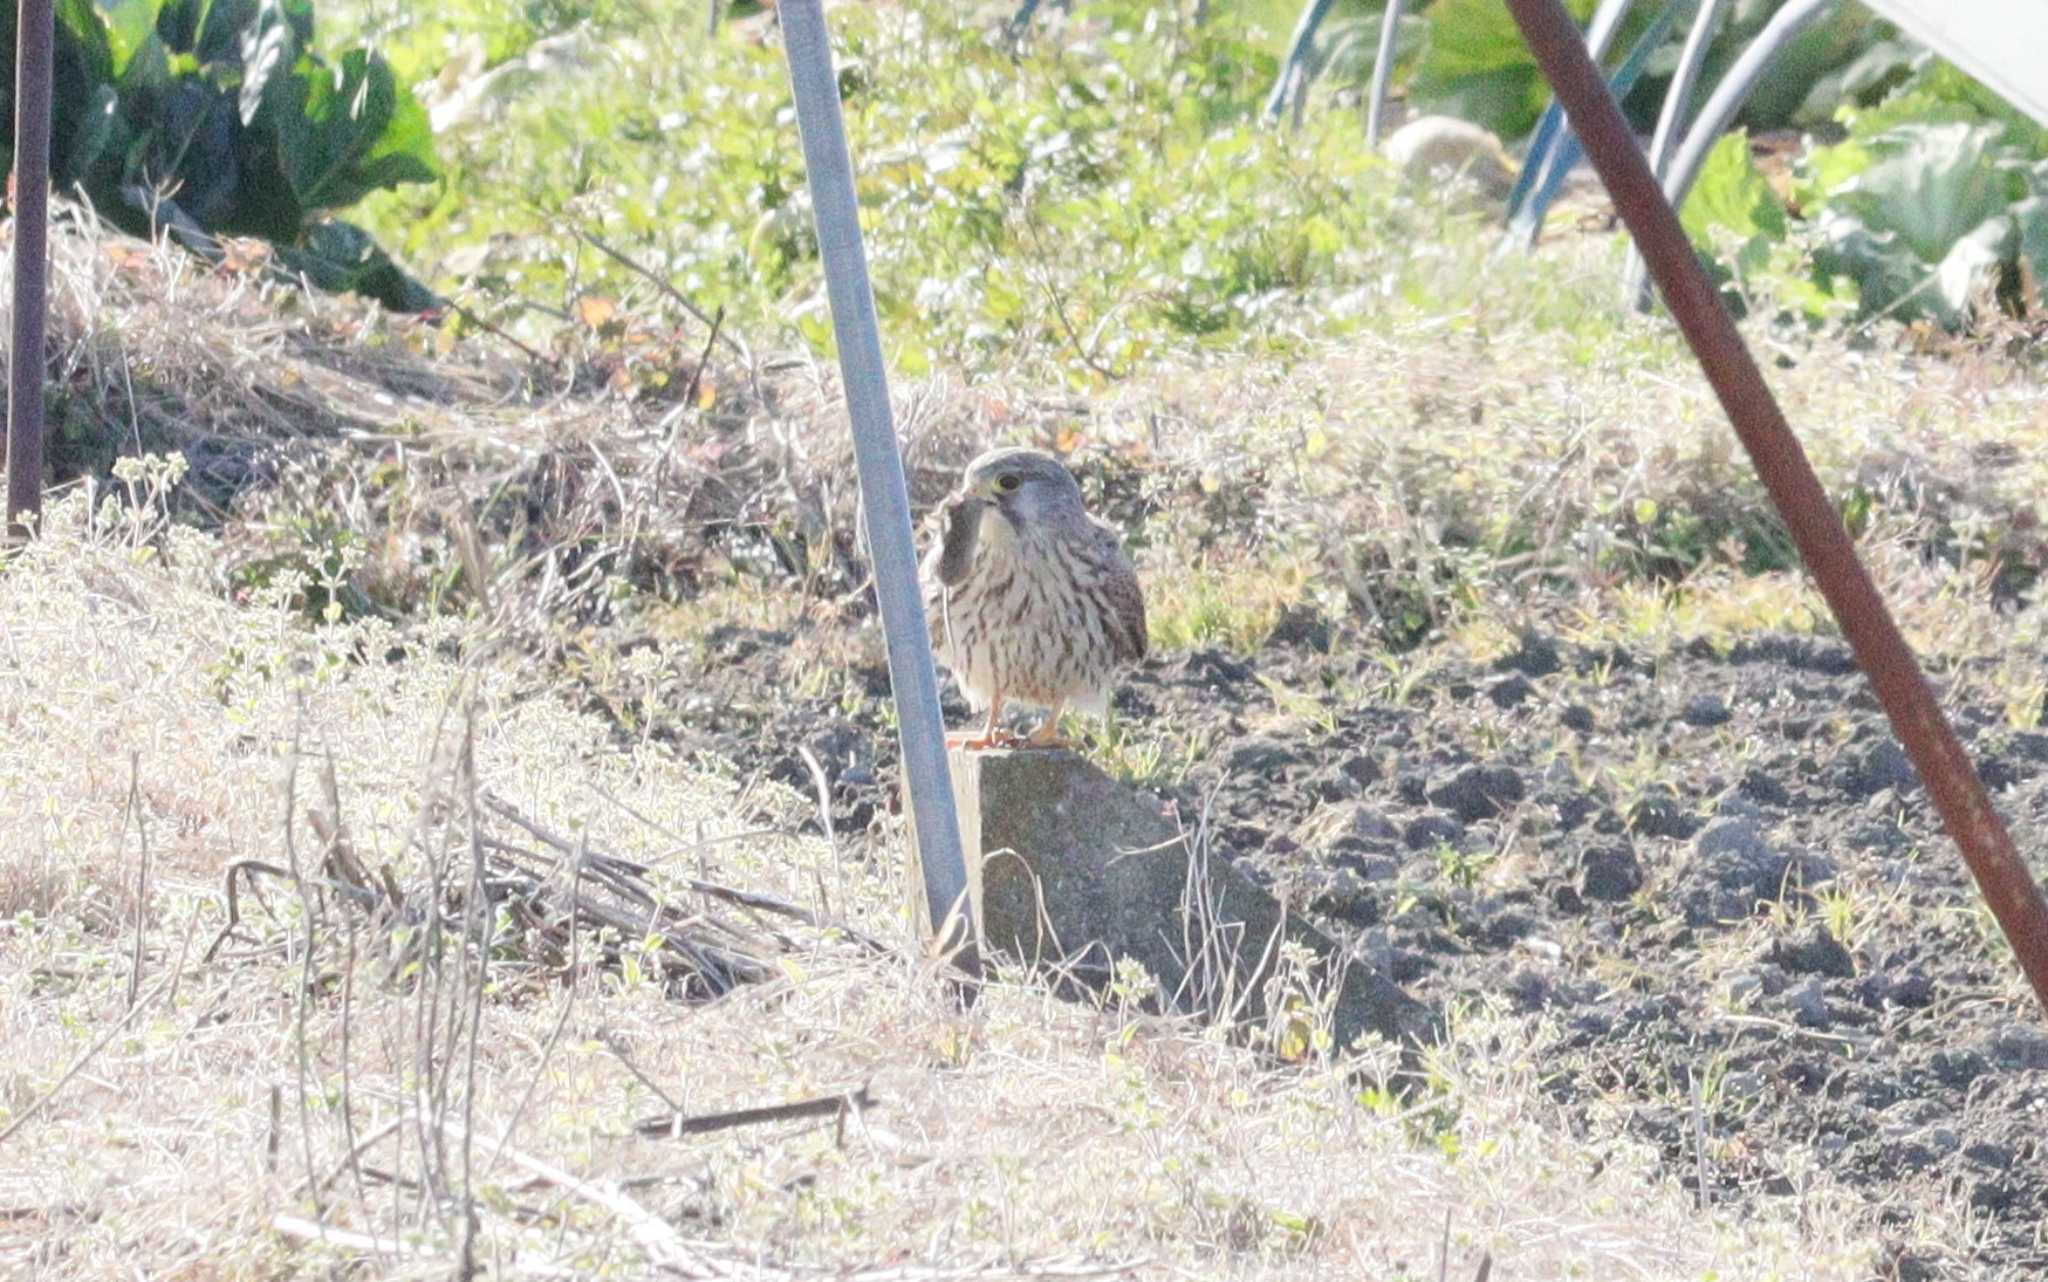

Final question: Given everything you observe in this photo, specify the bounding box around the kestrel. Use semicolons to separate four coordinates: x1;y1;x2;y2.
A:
921;447;1147;749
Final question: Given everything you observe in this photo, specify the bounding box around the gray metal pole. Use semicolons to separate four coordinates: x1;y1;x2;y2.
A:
1264;0;1336;124
1625;0;1728;310
1654;0;1832;234
9;0;52;536
1364;0;1406;148
776;0;977;970
1504;0;1636;248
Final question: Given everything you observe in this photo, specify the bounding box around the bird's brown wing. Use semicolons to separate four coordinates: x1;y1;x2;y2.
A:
1090;519;1148;664
919;525;950;650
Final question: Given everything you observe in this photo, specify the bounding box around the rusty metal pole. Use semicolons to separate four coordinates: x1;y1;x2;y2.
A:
9;0;52;536
1503;0;2048;1018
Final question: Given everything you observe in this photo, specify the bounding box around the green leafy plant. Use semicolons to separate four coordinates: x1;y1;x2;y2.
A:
1406;0;1889;144
1409;0;1597;142
1808;120;2048;326
1679;50;2048;330
25;0;438;308
1677;130;1786;288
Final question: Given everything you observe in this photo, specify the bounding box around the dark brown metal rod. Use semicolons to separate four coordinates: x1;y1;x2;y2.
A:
1503;0;2048;1017
9;0;53;535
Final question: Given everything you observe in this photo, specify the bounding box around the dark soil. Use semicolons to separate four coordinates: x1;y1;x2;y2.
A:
662;616;2048;1281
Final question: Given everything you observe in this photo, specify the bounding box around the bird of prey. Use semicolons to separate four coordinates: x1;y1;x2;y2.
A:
921;447;1147;749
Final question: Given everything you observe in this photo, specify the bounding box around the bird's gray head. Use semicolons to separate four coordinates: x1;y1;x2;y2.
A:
958;447;1086;529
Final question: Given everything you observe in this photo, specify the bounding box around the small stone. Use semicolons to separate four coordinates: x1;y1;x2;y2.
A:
1722;1071;1766;1102
1844;821;1905;852
1506;967;1550;1010
1542;788;1597;831
1682;816;1808;924
1841;739;1920;799
1681;692;1731;727
1307;764;1363;802
1346;808;1401;843
803;718;875;778
1308;867;1372;920
1176;648;1255;686
1962;1140;2014;1170
1978;754;2021;791
1577;844;1642;902
1782;977;1831;1028
1931;1049;1988;1089
1890;1253;1938;1282
1265;604;1331;651
1725;971;1767;1007
1695;816;1776;869
1715;794;1763;821
1227;736;1300;774
1627;785;1695;838
1403;812;1465;851
1570;1008;1613;1038
1989;1023;2048;1069
1426;763;1525;822
1885;969;1933;1008
1334;852;1400;883
1487;673;1536;709
1770;924;1855;978
1497;631;1563;677
1337;753;1382;787
2008;731;2048;762
1737;768;1790;808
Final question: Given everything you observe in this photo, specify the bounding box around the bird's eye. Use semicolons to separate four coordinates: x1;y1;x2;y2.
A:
995;474;1020;493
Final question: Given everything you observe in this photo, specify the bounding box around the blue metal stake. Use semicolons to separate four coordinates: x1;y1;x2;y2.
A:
776;0;977;970
1365;0;1406;148
1626;0;1728;310
9;0;52;535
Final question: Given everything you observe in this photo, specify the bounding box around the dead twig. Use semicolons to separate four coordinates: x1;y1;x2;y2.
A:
599;1031;686;1117
442;297;558;370
0;976;170;1148
682;304;725;408
572;228;753;369
122;750;148;1009
1021;211;1125;381
485;791;892;956
204;859;290;961
438;1118;718;1276
633;1084;875;1139
487;842;587;1180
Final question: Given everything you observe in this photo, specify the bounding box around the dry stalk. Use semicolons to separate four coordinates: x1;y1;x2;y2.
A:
0;975;170;1148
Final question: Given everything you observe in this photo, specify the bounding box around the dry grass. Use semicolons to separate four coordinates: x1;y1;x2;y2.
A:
46;205;2048;677
0;469;1895;1279
1088;285;2048;670
14;0;2048;1263
19;195;2048;1278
